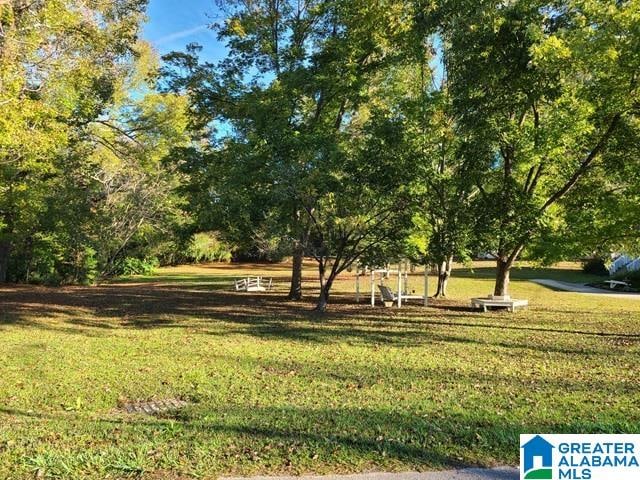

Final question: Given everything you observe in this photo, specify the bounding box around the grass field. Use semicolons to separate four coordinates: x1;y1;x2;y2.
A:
1;260;639;479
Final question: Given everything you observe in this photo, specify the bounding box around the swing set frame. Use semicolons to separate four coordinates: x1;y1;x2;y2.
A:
354;260;428;308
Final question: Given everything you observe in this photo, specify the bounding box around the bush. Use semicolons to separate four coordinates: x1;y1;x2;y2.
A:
114;256;159;276
582;257;609;276
61;245;99;285
185;232;233;263
9;234;100;285
24;234;64;285
233;229;290;263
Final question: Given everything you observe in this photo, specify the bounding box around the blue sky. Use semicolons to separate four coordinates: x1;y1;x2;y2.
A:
141;0;228;62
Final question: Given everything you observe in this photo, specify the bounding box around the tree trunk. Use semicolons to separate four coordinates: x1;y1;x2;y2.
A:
0;240;10;283
315;261;328;311
494;258;511;296
315;284;329;312
287;244;304;300
434;261;446;297
314;260;337;312
315;276;335;312
434;256;453;298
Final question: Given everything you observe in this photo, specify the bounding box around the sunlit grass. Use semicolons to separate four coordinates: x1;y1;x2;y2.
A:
0;261;638;479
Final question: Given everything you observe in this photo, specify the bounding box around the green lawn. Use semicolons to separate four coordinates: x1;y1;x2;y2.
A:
1;261;639;479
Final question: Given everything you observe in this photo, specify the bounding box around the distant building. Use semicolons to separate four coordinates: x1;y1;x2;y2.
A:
609;254;640;276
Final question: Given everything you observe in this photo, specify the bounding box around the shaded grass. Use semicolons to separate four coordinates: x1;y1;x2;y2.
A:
453;260;603;283
0;261;639;479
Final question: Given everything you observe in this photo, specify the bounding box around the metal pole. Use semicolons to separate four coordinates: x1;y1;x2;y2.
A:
397;262;402;308
355;264;360;303
403;260;408;295
424;264;428;306
371;270;375;307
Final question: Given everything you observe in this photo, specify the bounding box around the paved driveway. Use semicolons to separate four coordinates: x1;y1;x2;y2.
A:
531;279;640;299
222;467;519;480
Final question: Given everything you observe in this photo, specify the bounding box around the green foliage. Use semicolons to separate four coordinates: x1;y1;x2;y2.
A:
240;223;291;263
185;232;233;263
163;0;420;308
440;0;640;294
0;1;188;284
8;234;99;285
0;6;190;284
72;246;99;286
22;234;64;286
3;0;640;296
114;256;159;276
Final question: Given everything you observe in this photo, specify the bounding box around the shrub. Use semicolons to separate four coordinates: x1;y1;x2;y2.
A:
61;245;99;285
9;234;100;285
24;234;64;285
582;257;609;276
185;232;233;263
114;256;159;276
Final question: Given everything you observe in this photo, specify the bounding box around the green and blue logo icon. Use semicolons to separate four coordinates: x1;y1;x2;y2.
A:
520;433;640;480
521;435;554;479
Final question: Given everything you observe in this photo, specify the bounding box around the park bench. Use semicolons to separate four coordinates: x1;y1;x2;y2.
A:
471;295;528;312
378;284;397;307
234;276;272;292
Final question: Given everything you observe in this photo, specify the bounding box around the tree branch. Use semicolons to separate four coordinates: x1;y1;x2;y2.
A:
540;113;622;213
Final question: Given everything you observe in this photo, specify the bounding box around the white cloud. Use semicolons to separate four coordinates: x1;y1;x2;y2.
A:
153;24;210;46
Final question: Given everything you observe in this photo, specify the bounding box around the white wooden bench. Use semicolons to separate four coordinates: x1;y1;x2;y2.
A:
234;276;273;292
471;296;528;312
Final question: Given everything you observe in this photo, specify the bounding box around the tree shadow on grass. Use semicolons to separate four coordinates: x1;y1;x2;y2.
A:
0;283;637;357
3;403;637;476
0;405;510;470
426;303;478;313
0;406;492;472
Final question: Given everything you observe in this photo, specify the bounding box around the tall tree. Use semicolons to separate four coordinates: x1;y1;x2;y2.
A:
163;0;416;307
162;0;328;299
0;0;147;281
303;108;415;311
401;33;489;298
442;0;640;296
415;90;487;298
87;80;191;276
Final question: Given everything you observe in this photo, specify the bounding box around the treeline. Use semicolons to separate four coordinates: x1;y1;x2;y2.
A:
0;0;193;284
2;1;639;310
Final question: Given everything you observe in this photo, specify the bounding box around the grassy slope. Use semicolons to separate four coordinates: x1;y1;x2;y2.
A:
0;261;638;479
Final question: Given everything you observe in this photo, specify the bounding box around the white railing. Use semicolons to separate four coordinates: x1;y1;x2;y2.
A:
234;276;273;292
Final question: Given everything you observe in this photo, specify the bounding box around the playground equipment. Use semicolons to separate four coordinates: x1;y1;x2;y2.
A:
354;260;428;308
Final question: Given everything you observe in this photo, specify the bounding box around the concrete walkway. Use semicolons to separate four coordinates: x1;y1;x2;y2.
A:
531;279;640;299
222;467;519;480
